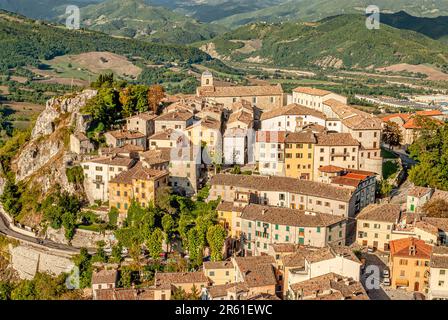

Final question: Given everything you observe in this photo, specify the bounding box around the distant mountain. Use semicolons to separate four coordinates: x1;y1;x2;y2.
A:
382;11;448;44
0;0;102;20
167;0;448;28
148;0;286;23
78;0;225;44
200;14;448;70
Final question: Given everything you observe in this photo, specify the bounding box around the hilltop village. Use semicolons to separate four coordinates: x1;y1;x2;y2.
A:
2;71;448;301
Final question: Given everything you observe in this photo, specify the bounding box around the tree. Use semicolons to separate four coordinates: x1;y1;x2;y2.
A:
206;225;226;261
147;228;164;260
110;244;123;263
72;248;92;289
377;179;393;198
162;214;175;252
187;228;203;267
147;84;165;114
188;284;201;300
171;287;188;300
118;267;133;288
0;281;12;300
0;179;22;217
382;121;402;149
156;186;176;215
422;198;448;218
92;241;108;263
108;207;119;228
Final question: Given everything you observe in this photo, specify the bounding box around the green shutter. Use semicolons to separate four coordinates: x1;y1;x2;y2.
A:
299;238;305;245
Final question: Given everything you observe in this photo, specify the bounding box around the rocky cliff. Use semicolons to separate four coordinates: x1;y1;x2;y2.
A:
12;90;97;193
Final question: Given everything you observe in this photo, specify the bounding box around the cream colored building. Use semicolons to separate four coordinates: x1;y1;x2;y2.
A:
356;203;401;251
208;174;357;217
290;87;347;112
154;109;197;133
203;261;235;285
70;132;94;155
240;204;347;256
81;156;136;203
255;131;286;176
428;246;448;300
283;245;362;298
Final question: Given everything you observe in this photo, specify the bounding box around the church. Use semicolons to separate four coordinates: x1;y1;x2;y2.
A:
196;71;285;110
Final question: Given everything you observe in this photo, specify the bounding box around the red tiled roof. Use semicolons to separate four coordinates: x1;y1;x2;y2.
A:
389;237;432;259
318;165;345;173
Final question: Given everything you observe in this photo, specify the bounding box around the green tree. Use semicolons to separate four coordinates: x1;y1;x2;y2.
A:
0;179;22;217
147;228;164;260
0;281;12;300
72;248;92;289
377;179;393;198
110;243;123;263
162;214;175;252
206;225;226;261
187;228;203;267
92;241;108;263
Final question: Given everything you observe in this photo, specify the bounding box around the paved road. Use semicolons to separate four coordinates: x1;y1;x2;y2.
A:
0;208;81;254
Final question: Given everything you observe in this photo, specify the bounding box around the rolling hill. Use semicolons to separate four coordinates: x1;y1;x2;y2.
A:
0;10;210;72
78;0;225;45
199;0;448;28
199;14;448;71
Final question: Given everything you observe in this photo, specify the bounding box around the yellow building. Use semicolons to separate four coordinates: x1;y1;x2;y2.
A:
203;261;235;285
108;164;169;221
284;132;316;180
389;237;432;293
185;116;222;160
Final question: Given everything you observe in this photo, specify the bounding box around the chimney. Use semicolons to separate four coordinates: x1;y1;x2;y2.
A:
261;209;267;216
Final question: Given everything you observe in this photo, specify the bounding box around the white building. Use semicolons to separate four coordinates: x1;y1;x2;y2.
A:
256;131;286;176
429;246;448;300
290;87;347;112
261;103;326;132
81;156;136;203
223;127;249;165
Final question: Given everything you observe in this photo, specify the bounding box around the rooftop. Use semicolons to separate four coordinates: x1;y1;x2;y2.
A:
109;162;168;184
106;130;146;140
293;87;333;96
154;272;209;290
356;203;401;223
155;109;195;122
198;84;283;98
408;186;432;198
261;103;326;121
203;261;234;270
430;246;448;269
92;269;118;285
233;256;277;288
86;156;135;167
240;204;346;228
285;131;317;144
389;237;432;259
316;132;360;146
210;174;355;202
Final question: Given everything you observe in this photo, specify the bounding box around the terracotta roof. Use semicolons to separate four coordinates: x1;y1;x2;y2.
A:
240;204;346;228
100;144;144;155
285;132;316;144
389;237;432;259
356;203;401;223
126;112;157;121
155;109;194;122
149;129;176;141
318;165;345;173
233;256;277;288
92;269;118;285
228;109;253;126
381;113;412;122
430;246;448;269
87;156;135;167
316;133;360;146
331;172;373;188
140;148;171;165
247;293;281;300
95;288;154;300
203;261;234;270
290;273;368;300
283;245;359;267
210;174;355;202
231;99;253;112
421;217;448;233
293;87;333;96
217;201;245;212
207;282;249;298
106;130;146;140
302;123;327;133
416;110;443;116
415;220;439;236
187;116;221;130
109;162;168;184
154;272;209;290
270;243;297;254
198;84;283;98
256;131;286;143
408;186;432;198
283;252;306;268
430;190;448;202
323;99;382;130
260;103;326;121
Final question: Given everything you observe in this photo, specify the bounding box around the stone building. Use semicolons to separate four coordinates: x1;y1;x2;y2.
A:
69;132;94;155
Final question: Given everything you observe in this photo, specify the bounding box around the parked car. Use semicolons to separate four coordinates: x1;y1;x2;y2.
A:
383;278;391;286
382;269;390;278
367;247;375;253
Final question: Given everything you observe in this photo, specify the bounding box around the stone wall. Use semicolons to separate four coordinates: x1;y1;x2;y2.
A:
9;244;75;280
46;226;115;248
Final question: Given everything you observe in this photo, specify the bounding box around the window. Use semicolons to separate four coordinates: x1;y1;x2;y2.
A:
285;235;289;242
440;270;446;275
116;191;120;196
275;224;279;230
316;227;321;233
400;270;405;277
439;281;445;287
286;226;290;232
363;223;370;228
226;271;230;276
415;271;420;278
275;234;279;240
209;271;215;277
399;259;408;266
